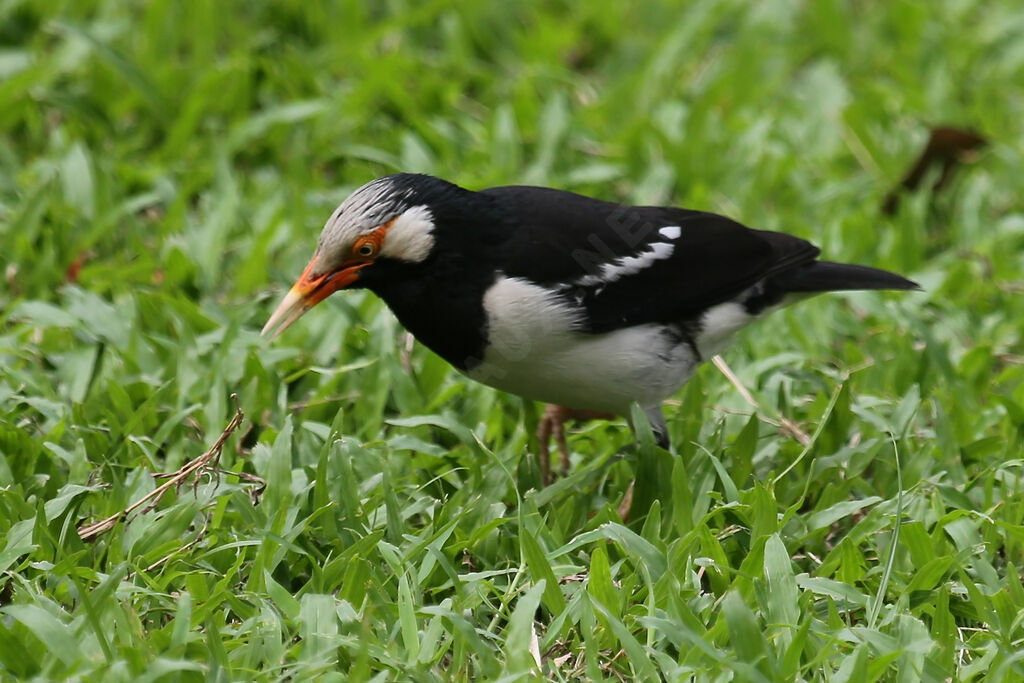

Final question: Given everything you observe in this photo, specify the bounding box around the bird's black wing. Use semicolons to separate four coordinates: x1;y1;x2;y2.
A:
480;185;820;333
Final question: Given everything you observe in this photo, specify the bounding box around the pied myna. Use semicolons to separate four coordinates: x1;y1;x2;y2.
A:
263;174;918;482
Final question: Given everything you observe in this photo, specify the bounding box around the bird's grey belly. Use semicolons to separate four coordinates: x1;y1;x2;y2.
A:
465;275;704;413
466;323;699;414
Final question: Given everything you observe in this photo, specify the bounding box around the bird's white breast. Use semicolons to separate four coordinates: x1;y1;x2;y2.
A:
466;276;699;414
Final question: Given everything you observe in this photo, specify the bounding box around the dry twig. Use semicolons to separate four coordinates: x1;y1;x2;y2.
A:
711;354;811;446
78;396;249;541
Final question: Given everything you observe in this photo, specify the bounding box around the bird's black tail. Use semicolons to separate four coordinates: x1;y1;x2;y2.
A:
777;261;920;293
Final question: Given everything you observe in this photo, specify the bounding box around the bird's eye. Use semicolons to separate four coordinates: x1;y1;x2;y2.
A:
356;242;376;257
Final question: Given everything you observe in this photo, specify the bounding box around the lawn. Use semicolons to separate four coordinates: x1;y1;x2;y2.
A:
1;0;1023;680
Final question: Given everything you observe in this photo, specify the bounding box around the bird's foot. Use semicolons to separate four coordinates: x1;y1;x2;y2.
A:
536;405;615;486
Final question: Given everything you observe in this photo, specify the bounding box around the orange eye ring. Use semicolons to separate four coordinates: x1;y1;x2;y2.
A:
352;218;396;259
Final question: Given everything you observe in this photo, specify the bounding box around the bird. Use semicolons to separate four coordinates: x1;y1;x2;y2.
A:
262;173;918;484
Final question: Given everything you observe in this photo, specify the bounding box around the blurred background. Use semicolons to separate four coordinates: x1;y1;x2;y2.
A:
1;0;1023;679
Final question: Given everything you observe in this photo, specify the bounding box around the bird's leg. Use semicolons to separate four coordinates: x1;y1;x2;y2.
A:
536;405;555;486
617;481;635;521
536;405;615;485
536;404;564;486
643;405;670;450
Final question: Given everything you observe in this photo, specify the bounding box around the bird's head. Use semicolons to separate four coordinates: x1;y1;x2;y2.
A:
262;174;462;339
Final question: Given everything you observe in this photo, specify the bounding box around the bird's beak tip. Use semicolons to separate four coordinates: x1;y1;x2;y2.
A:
261;287;306;341
261;258;364;341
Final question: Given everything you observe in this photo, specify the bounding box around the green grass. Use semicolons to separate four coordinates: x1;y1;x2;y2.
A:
2;0;1023;680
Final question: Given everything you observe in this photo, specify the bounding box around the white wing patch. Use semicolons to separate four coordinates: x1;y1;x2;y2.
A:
575;239;675;287
658;225;682;240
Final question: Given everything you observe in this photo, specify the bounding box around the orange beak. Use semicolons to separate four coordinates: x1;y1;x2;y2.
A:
261;256;369;340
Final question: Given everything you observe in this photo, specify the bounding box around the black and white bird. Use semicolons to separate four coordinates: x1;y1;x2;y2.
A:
263;174;918;482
